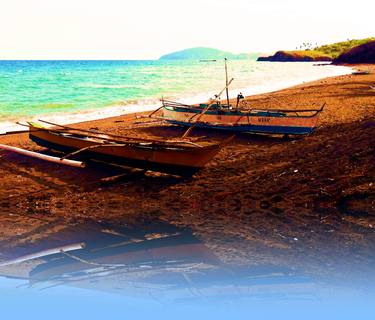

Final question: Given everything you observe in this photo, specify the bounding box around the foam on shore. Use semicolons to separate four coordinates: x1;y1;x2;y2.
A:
0;64;352;134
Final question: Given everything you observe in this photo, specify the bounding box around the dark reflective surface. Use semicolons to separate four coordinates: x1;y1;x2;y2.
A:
0;219;374;319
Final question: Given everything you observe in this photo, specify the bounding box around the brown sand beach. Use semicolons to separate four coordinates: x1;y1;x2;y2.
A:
0;65;374;286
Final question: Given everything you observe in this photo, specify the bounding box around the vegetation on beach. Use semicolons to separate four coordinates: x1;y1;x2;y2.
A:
286;50;332;59
333;39;375;64
289;37;375;59
315;37;375;58
257;50;332;62
258;37;375;62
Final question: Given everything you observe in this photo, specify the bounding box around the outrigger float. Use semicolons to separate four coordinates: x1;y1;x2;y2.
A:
0;120;230;177
148;59;325;136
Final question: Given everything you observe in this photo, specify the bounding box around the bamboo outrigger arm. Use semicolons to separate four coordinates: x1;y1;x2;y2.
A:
182;78;234;138
57;137;204;162
147;104;165;118
0;144;86;168
60;143;126;160
0;129;30;136
35;119;202;147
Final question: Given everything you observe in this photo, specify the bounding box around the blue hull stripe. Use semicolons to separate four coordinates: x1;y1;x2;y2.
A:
167;120;314;135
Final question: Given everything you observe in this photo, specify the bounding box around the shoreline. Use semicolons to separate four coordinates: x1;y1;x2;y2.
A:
0;63;353;134
0;64;374;283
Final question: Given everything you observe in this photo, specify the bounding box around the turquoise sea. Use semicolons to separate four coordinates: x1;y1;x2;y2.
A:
0;60;351;132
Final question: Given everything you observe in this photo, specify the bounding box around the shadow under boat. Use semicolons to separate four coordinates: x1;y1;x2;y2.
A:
0;220;316;303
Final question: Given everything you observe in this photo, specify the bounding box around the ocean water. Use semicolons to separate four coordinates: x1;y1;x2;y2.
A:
0;60;351;132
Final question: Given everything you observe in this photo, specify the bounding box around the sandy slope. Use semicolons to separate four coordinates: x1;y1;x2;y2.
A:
0;65;374;285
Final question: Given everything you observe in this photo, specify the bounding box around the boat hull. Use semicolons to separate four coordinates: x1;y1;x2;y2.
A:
29;125;222;176
162;107;321;135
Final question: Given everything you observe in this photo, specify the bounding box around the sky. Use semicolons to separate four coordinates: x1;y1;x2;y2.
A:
0;0;373;59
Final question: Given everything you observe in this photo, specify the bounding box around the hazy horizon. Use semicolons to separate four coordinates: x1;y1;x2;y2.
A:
0;0;373;60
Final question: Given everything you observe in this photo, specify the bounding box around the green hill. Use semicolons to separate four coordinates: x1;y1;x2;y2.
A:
258;37;375;62
315;37;375;58
333;40;375;64
258;50;332;62
159;47;259;60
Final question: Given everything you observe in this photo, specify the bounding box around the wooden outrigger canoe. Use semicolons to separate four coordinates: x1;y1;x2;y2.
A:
149;59;325;136
160;100;325;135
26;121;228;176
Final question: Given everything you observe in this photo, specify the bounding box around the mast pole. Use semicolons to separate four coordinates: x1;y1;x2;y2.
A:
224;58;230;108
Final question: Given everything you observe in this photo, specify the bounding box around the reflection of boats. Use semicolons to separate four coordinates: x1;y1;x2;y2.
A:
14;121;227;177
0;221;314;303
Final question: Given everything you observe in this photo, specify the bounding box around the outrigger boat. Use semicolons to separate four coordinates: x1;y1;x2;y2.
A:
28;121;227;176
160;100;325;135
150;59;325;136
0;120;229;177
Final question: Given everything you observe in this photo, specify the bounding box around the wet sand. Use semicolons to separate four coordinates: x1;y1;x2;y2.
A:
0;65;374;285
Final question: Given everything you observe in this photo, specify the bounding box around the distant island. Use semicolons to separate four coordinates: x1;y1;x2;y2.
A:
257;37;375;62
159;47;260;60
